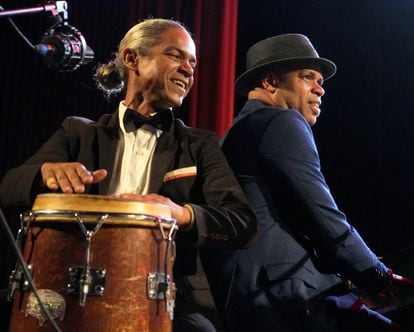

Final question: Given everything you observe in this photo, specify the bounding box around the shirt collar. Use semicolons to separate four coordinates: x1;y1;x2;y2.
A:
118;101;162;138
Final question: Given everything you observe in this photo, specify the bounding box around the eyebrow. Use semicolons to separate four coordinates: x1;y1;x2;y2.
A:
300;69;324;83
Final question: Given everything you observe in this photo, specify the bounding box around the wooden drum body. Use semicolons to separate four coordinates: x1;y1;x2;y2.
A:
8;194;177;332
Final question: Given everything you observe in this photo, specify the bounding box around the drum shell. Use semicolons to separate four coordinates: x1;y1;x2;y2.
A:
9;218;175;332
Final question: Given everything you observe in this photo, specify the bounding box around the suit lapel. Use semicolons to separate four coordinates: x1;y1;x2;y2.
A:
148;128;178;193
97;111;120;194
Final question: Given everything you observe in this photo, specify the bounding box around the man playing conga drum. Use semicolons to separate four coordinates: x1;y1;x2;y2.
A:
0;18;257;331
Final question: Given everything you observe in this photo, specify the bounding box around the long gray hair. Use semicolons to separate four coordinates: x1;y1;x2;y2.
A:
94;18;190;97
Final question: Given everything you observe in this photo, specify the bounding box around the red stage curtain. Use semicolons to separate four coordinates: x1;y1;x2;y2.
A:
129;0;239;137
0;3;238;329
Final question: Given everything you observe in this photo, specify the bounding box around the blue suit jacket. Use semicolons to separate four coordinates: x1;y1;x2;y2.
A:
204;99;386;330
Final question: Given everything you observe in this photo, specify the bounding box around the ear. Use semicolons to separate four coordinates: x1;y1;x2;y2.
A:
122;48;138;71
261;72;277;93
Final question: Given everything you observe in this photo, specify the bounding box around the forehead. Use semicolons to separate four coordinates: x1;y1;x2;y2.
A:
158;28;196;56
283;63;324;79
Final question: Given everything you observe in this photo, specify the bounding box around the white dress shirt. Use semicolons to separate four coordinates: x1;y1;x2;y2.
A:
107;101;162;195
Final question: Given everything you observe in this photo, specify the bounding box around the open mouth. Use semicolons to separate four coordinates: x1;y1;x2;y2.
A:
310;102;321;115
172;79;186;90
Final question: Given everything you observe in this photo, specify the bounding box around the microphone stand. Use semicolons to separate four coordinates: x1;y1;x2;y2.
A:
0;5;80;332
0;9;69;325
0;1;67;20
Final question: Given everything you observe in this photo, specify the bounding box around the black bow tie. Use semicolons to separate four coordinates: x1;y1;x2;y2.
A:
123;108;173;132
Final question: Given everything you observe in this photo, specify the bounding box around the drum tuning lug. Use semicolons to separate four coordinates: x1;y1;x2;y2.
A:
67;266;106;303
148;273;169;300
147;273;176;319
7;263;33;301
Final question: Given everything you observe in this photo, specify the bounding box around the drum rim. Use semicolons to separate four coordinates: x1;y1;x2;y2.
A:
32;193;172;218
21;209;178;228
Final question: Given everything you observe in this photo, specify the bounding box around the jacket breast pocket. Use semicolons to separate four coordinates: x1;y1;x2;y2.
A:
160;166;198;202
163;166;197;183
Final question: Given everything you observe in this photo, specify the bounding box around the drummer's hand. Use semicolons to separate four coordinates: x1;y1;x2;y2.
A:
41;162;107;193
118;193;193;229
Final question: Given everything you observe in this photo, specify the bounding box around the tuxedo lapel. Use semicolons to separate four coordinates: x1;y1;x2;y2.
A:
149;128;177;193
97;111;121;194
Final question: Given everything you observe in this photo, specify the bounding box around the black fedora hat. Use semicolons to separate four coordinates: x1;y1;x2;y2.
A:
236;33;337;96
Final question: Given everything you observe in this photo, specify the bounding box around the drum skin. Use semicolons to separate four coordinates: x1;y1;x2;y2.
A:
8;194;176;332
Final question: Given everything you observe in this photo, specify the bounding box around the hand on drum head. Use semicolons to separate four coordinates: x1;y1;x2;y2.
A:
41;162;107;193
118;193;193;229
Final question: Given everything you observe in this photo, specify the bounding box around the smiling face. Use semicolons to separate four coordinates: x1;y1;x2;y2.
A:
130;27;197;111
274;65;325;125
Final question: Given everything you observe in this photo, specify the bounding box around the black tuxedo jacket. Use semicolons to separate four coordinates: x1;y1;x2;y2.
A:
0;109;257;280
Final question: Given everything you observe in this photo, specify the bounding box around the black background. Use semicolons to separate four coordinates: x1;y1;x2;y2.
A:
236;0;414;256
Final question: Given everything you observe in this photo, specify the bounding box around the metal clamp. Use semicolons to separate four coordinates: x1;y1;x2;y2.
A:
68;213;107;306
147;272;176;320
7;264;33;301
67;267;106;297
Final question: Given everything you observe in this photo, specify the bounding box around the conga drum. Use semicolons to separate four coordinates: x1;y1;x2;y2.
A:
8;193;177;332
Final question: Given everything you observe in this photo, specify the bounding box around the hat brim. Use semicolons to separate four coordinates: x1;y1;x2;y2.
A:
235;57;337;96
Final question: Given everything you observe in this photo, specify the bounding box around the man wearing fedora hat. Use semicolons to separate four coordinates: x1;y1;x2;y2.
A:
201;34;405;331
